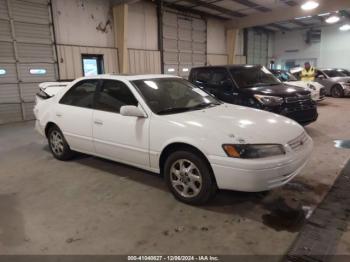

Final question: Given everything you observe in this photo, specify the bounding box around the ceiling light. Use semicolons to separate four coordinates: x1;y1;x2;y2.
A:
295;15;312;20
325;15;340;24
340;24;350;31
318;12;330;17
301;1;319;11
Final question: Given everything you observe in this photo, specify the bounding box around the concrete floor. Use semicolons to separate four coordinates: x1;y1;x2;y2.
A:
0;98;350;256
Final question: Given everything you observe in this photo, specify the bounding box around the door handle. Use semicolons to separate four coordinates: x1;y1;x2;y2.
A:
94;120;103;125
56;112;62;117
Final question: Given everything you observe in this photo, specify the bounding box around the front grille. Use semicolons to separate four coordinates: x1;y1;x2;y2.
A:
288;132;309;151
283;95;316;113
320;87;326;97
285;94;311;103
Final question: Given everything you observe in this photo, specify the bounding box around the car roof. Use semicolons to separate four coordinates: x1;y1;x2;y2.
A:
78;74;180;81
191;64;261;70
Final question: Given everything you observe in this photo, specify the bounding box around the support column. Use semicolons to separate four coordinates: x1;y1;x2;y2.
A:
113;4;128;74
227;29;238;65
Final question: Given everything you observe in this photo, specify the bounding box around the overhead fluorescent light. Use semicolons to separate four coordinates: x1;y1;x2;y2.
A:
182;68;189;72
318;12;330;17
325;15;340;24
340;24;350;31
295;15;312;20
301;1;319;11
167;68;175;72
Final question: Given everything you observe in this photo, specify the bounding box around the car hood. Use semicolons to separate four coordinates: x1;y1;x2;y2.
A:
329;76;350;83
285;81;323;91
161;104;305;145
242;83;310;97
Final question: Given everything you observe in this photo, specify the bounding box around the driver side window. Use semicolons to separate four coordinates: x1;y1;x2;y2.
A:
210;69;235;91
95;80;138;113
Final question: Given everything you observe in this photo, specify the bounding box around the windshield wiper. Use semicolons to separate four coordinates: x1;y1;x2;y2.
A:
157;103;219;115
157;107;193;115
190;102;220;109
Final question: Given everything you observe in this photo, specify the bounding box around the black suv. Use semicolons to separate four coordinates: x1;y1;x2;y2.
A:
189;65;318;125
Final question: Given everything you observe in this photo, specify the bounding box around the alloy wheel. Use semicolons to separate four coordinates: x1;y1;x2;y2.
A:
50;130;64;156
170;159;202;198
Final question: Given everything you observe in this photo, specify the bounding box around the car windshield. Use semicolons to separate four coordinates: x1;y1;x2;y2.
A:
272;71;298;82
229;66;281;88
132;78;221;115
323;70;347;77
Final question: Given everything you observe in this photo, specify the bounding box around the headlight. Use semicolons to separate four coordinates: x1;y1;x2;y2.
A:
254;95;283;106
222;144;285;159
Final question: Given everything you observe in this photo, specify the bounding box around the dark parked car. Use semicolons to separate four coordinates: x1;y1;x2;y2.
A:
315;69;350;97
189;65;318;125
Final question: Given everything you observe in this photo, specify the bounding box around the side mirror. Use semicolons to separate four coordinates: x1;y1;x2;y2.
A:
120;105;146;118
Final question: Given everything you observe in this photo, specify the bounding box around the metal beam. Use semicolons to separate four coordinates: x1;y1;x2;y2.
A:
181;0;247;18
226;0;350;29
229;0;271;12
289;20;308;27
268;23;291;31
163;2;228;20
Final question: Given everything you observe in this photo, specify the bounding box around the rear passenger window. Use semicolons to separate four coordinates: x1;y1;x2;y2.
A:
60;80;98;108
95;80;138;113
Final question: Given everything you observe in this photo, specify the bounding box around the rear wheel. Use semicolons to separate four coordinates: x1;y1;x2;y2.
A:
331;85;344;98
164;150;217;205
47;126;75;160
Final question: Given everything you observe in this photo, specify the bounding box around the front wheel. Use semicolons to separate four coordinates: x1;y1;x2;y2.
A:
331;85;344;98
47;126;75;160
164;151;217;205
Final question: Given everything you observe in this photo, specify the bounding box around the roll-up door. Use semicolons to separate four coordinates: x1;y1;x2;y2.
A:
162;10;206;79
0;0;57;124
247;29;269;66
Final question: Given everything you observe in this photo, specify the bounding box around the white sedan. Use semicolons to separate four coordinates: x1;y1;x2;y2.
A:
34;74;313;205
271;69;326;102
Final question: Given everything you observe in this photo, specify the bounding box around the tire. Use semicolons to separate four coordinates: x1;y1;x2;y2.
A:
164;150;217;205
331;85;344;98
47;125;75;160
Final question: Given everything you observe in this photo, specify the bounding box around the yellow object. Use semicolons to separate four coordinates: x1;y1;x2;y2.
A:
301;67;316;81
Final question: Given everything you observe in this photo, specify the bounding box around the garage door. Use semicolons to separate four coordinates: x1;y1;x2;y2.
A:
162;10;206;78
0;0;57;124
247;29;269;66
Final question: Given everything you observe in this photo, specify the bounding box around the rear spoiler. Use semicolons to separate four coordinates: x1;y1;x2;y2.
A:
37;82;70;99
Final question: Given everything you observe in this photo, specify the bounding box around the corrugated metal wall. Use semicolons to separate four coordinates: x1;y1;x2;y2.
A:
56;45;119;80
162;10;206;78
128;49;161;74
0;0;57;124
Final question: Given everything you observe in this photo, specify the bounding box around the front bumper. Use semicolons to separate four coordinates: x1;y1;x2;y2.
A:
208;137;313;192
341;84;350;96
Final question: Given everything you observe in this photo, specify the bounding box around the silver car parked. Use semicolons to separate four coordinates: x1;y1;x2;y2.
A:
315;69;350;98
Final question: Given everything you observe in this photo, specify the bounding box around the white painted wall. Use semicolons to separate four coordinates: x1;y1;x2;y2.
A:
128;1;158;50
207;18;245;65
272;30;320;68
207;18;226;55
320;25;350;68
272;26;350;69
52;0;114;47
207;18;227;65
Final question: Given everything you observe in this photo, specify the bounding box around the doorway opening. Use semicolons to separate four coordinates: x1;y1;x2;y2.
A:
82;54;104;76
